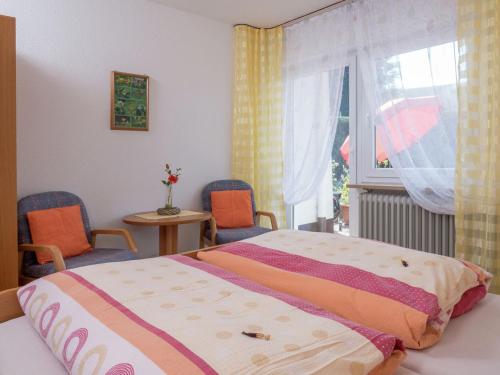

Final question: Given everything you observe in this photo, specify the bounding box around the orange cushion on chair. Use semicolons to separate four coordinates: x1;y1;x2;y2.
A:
27;205;92;264
211;190;254;228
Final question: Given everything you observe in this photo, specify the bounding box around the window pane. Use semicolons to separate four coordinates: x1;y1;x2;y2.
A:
374;127;392;168
332;66;350;232
374;42;458;169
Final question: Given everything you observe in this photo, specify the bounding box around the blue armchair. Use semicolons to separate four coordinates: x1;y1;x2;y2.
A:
201;180;278;245
18;191;138;282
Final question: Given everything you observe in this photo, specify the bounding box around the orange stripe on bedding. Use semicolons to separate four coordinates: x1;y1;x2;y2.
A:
45;272;207;375
199;250;440;349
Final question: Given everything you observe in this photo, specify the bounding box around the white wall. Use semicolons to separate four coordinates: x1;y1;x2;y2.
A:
0;0;233;257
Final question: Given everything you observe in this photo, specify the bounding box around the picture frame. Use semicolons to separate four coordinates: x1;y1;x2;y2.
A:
110;71;149;131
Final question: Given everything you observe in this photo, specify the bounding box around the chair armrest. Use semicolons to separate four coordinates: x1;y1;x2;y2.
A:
18;244;66;272
256;211;278;230
91;228;138;252
209;217;217;245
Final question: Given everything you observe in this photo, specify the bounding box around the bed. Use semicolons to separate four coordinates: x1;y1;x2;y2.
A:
402;292;500;374
0;254;404;374
1;230;498;374
0;316;67;375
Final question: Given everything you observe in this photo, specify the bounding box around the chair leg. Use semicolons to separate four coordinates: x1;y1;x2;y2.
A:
199;222;205;249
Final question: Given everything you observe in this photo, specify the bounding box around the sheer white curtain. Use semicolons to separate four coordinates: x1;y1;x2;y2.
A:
282;7;353;206
351;0;458;214
283;0;458;215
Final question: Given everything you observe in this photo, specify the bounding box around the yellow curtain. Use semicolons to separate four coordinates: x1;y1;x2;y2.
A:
232;25;286;227
456;0;500;293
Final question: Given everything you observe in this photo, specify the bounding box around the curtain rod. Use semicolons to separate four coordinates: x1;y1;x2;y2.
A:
233;0;351;30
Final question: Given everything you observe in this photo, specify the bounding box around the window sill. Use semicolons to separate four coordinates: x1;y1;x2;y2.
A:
348;183;406;192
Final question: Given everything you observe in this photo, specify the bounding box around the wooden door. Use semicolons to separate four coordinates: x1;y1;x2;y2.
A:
0;15;17;290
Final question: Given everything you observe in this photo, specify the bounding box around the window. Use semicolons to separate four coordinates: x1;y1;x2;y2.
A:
289;42;458;230
357;42;458;185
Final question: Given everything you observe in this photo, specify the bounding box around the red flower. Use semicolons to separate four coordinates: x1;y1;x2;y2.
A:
168;175;178;184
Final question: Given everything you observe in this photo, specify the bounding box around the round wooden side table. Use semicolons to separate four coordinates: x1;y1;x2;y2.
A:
123;210;211;256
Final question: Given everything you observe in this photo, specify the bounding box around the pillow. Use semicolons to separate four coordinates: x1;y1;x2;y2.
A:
211;190;254;228
27;205;92;264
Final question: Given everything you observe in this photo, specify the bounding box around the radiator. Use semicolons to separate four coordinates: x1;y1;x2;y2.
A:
359;192;455;256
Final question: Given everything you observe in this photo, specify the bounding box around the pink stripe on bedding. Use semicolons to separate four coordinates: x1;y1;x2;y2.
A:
171;255;404;358
451;284;487;318
63;270;218;375
217;242;441;318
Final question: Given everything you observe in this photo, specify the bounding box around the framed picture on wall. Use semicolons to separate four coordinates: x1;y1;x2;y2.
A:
110;71;149;131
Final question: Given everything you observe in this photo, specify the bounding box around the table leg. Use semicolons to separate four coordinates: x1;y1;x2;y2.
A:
169;225;178;253
159;226;167;256
159;225;179;256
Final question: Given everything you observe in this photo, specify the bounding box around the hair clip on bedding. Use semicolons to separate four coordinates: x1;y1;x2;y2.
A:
241;331;271;340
